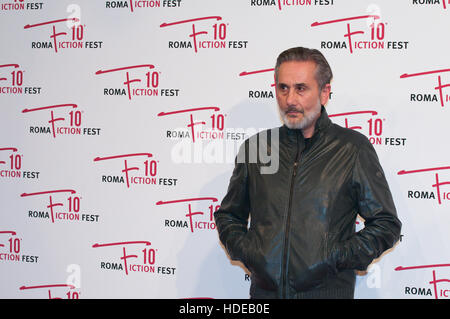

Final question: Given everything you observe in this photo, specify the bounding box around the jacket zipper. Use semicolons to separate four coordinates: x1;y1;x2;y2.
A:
281;134;302;298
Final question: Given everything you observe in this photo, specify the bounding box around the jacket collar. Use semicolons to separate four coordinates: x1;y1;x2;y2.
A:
280;105;332;144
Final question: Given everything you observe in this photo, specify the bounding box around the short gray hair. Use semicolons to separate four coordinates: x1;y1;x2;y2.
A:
274;47;333;90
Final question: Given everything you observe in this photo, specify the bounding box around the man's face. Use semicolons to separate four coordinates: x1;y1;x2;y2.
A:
275;60;330;136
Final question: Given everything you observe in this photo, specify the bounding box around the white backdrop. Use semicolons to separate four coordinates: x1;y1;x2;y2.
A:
1;0;450;299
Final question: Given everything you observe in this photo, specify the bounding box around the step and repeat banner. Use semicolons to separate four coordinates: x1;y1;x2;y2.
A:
1;0;450;299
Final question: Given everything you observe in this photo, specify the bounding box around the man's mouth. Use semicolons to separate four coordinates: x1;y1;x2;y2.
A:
286;108;304;116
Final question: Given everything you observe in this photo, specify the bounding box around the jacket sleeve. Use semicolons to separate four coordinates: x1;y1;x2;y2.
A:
213;143;251;262
333;139;402;271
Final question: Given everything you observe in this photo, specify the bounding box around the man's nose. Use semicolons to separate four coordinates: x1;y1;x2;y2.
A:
286;89;296;106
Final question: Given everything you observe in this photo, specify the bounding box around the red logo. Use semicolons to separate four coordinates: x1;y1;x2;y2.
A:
239;67;276;99
20;284;79;299
93;152;177;188
329;110;406;147
239;67;275;88
398;166;450;204
249;0;335;10
160;16;248;53
21;189;99;223
24;17;102;52
0;230;39;264
105;0;182;11
92;240;176;276
411;0;449;10
1;2;44;11
0;230;20;261
158;106;227;143
156;196;219;233
401;68;450;108
311;14;409;53
0;147;40;180
395;263;450;299
0;63;41;95
22;103;101;138
95;64;170;100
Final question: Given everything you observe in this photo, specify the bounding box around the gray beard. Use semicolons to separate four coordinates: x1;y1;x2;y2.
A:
279;104;321;130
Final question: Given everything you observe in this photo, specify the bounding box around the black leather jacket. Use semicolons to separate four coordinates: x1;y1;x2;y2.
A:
214;106;401;299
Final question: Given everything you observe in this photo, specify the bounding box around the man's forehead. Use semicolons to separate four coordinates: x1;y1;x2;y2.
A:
277;60;318;82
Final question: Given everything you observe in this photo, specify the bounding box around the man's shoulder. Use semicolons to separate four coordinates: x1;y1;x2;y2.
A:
330;122;372;148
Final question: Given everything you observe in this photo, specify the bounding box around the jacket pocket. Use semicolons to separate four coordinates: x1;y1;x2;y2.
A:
292;233;337;292
241;230;278;291
326;231;344;272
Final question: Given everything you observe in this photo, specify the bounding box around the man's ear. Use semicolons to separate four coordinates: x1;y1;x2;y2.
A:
320;83;331;106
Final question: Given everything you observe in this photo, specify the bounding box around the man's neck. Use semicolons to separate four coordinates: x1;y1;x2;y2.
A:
302;114;320;138
302;126;315;139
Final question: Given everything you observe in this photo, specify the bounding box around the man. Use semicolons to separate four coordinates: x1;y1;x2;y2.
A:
214;47;402;299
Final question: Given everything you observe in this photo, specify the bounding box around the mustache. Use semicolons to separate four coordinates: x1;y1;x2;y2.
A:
285;107;304;114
